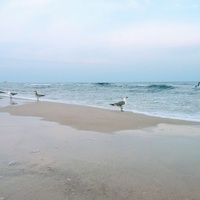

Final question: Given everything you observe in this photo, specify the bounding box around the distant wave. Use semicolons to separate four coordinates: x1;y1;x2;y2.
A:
147;84;175;91
28;83;52;86
94;83;113;87
128;84;175;92
136;84;147;87
27;83;52;89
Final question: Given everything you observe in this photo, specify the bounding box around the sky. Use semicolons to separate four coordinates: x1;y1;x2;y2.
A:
0;0;200;82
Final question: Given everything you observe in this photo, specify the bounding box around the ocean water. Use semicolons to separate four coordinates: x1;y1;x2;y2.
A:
0;82;200;122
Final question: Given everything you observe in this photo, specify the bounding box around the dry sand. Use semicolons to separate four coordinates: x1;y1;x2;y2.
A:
1;101;200;200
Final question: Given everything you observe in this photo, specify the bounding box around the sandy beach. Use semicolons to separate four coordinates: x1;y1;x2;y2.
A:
1;101;200;200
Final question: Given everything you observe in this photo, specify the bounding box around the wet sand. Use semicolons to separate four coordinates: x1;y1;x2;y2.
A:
1;102;200;200
0;101;199;133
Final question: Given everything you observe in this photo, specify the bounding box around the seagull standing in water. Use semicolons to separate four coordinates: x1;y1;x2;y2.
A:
7;91;17;99
110;97;128;112
34;91;45;101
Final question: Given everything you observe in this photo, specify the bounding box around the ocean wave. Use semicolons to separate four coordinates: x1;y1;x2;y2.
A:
136;84;147;87
128;84;174;92
27;83;52;89
28;83;52;86
147;84;175;91
94;83;113;87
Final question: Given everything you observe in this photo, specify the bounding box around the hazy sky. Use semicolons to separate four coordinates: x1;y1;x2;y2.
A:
0;0;200;82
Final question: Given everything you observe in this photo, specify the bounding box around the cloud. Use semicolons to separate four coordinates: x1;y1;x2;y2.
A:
107;22;200;49
0;0;200;66
0;0;51;42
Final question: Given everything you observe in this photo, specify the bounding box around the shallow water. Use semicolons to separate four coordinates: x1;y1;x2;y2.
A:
0;82;200;121
1;113;200;200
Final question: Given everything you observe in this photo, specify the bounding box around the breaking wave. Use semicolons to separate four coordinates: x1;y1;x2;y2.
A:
147;84;175;91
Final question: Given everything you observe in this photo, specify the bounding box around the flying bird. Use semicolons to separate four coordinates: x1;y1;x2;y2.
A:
34;91;45;101
110;97;128;112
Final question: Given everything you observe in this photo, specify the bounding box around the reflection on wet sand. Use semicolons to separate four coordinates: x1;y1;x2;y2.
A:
9;99;17;105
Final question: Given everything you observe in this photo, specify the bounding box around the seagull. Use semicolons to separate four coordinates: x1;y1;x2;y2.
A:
110;97;128;112
7;91;17;99
195;82;200;87
34;91;45;101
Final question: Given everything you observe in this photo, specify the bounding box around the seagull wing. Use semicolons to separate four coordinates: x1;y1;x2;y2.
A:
113;100;125;106
37;93;45;97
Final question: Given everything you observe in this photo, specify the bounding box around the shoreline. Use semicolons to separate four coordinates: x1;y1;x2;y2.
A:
0;101;200;133
1;94;200;123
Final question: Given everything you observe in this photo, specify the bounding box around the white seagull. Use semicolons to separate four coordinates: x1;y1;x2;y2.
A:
34;91;45;101
7;91;17;99
110;97;128;112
